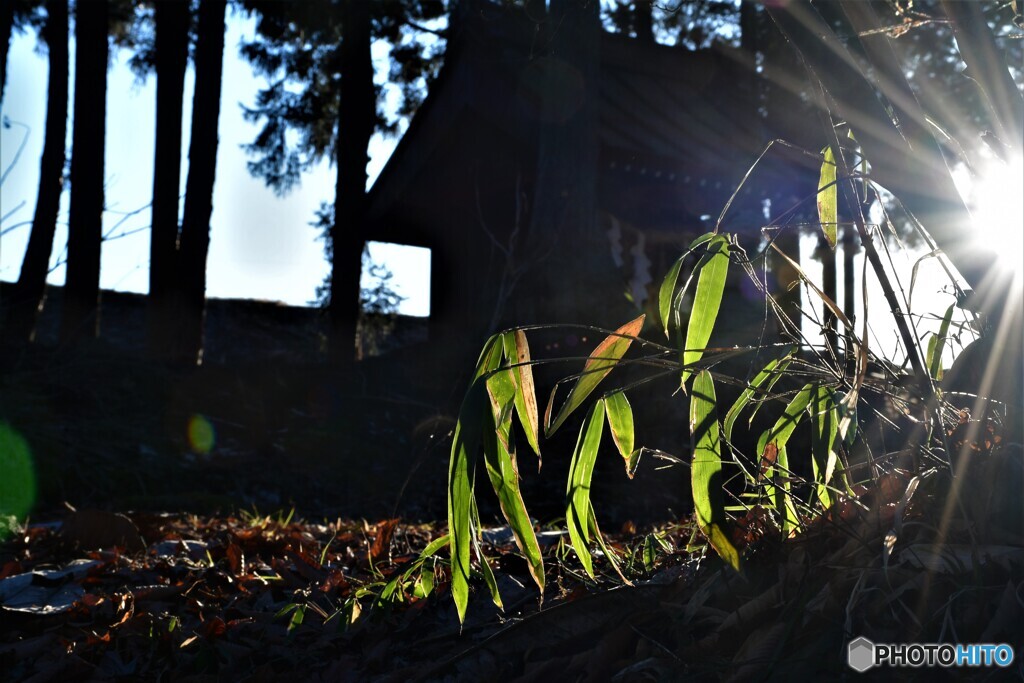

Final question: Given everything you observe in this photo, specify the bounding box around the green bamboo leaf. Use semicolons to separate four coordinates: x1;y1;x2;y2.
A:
486;368;518;452
747;357;793;429
473;334;505;381
604;391;635;471
659;254;685;340
756;429;799;533
759;383;813;532
447;336;504;624
471;523;503;610
643;535;657;571
690;370;741;571
809;385;838;509
421;534;450;557
836;390;859;449
588;500;631;585
765;383;814;451
690;370;724;530
681;237;730;388
926;304;955;381
704;522;741;572
658;231;716;338
723;347;796;445
818;146;838;249
503;330;542;465
565;400;606;578
545;315;645;438
625;448;642;479
413;565;435;599
447;388;485;624
482;380;546;594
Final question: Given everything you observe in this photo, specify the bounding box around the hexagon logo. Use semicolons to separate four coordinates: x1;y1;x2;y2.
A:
848;637;875;672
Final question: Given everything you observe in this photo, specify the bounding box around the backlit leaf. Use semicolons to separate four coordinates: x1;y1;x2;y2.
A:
818;146;838;249
447;335;503;624
604;391;635;471
809;385;838;509
503;331;541;465
482;382;545;595
759;383;814;532
471;525;503;610
681;237;730;388
764;383;814;454
565;400;606;578
545;315;645;438
704;522;741;572
690;371;741;571
421;534;449;557
659;232;717;339
690;370;724;530
926;305;955;381
723;347;796;445
659;255;685;339
589;501;630;585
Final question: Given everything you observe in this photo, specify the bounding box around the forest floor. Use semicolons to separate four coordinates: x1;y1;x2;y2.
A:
2;344;1023;681
2;476;1023;682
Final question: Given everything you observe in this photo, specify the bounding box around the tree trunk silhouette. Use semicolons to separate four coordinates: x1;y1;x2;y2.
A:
330;0;374;365
174;0;225;363
61;0;108;344
147;0;190;359
634;1;653;43
0;0;13;104
8;0;69;343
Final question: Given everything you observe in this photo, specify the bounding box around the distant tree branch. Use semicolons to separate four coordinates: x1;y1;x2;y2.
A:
402;19;446;38
0;118;30;186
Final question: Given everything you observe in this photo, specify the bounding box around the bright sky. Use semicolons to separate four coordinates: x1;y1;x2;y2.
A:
1;12;431;316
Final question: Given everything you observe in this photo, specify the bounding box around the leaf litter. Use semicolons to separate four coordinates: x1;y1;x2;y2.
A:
2;448;1022;682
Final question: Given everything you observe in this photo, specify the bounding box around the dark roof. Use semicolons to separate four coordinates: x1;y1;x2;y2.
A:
368;5;801;236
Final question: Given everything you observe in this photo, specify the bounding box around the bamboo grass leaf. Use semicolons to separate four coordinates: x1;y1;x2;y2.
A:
565;400;606;578
836;391;859;449
545;315;645;438
681;237;730;388
471;522;503;610
659;232;719;338
447;335;504;624
926;305;955;381
588;500;632;585
818;146;838;249
447;384;488;624
704;522;741;572
809;385;838;509
421;534;450;557
604;391;635;472
486;369;518;453
473;334;505;381
723;347;796;444
760;383;814;532
689;370;741;571
659;254;685;339
503;330;542;465
482;381;546;594
766;383;814;450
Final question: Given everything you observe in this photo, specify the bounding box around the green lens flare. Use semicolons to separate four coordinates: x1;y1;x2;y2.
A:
187;414;215;454
0;423;36;540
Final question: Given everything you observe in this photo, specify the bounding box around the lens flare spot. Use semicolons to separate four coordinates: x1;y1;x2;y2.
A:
187;415;215;454
0;423;36;540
